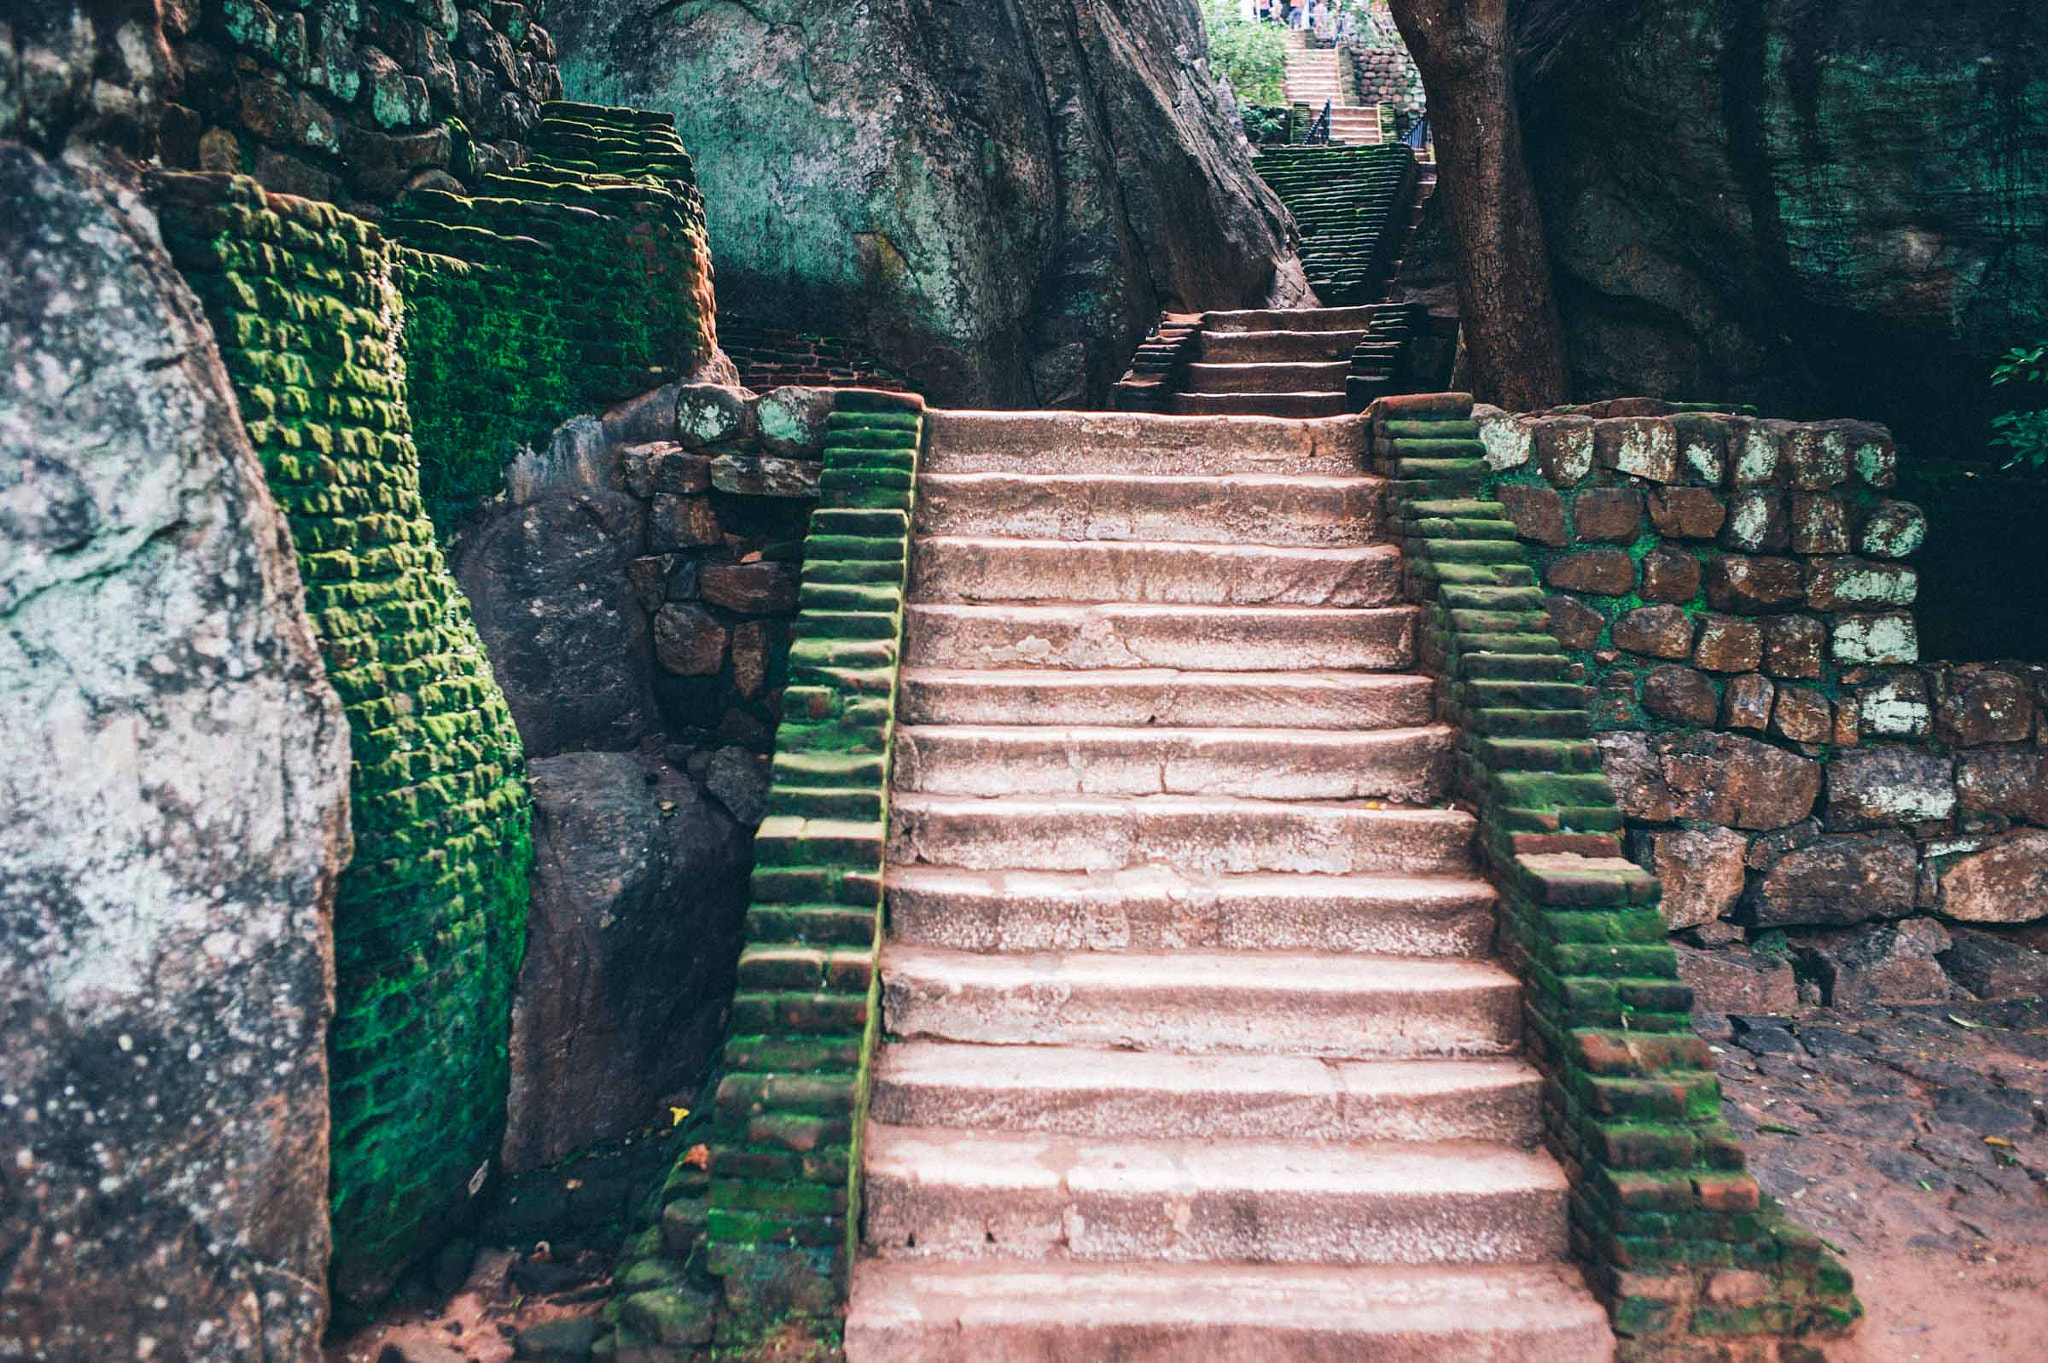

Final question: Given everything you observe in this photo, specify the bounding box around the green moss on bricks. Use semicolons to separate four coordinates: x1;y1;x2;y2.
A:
153;171;533;1305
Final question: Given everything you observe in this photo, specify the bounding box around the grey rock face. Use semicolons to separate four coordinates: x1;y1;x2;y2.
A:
0;143;350;1361
503;752;749;1173
552;0;1308;407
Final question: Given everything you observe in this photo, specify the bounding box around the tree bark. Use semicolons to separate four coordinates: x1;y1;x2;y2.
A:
1388;0;1570;411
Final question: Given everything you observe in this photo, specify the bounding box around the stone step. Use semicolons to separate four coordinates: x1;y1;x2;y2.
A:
923;409;1363;477
1202;304;1385;333
894;723;1453;802
1196;328;1369;363
844;1261;1615;1363
898;667;1435;729
878;944;1520;1056
862;1125;1567;1264
1170;392;1350;418
910;537;1402;608
902;602;1416;672
886;792;1477;877
883;863;1498;956
1183;360;1354;394
870;1042;1542;1144
913;472;1385;546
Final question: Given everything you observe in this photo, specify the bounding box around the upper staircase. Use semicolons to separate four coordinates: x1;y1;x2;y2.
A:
1282;28;1383;145
840;406;1616;1361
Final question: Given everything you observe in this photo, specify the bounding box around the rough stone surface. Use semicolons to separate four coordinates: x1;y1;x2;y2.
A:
551;0;1309;407
505;752;747;1173
1675;945;1798;1019
1499;482;1566;546
0;143;350;1361
1797;920;1954;1006
1639;547;1702;604
1545;548;1635;595
1939;831;2048;925
1957;749;2048;825
1825;746;1956;831
1517;0;2048;457
453;487;657;759
1611;604;1695;661
1645;826;1751;931
1660;731;1822;830
1750;833;1920;928
1940;928;2048;1000
1545;594;1606;650
1704;555;1806;614
1643;665;1719;726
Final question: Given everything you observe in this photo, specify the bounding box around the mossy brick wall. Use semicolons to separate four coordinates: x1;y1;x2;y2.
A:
1374;392;1859;1360
157;0;561;207
1471;401;2048;944
596;390;927;1358
387;102;720;525
151;169;533;1304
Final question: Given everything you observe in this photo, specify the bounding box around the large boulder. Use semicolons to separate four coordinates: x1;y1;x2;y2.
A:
0;143;351;1360
502;752;750;1173
452;423;657;759
551;0;1308;407
1513;0;2048;454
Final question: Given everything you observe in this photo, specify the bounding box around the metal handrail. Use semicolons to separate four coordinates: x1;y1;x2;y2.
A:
1304;99;1332;144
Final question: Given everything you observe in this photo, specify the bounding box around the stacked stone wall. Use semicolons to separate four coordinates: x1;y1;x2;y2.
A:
153;169;534;1303
1473;399;2048;1001
158;0;562;208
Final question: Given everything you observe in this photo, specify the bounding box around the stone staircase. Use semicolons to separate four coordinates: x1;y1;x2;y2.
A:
840;409;1615;1361
1281;30;1383;145
1169;304;1380;417
1253;143;1420;306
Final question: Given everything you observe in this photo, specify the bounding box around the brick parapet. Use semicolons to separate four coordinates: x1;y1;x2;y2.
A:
1371;391;1862;1359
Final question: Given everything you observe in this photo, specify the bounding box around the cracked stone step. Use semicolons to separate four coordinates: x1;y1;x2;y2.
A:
883;865;1499;956
869;1042;1542;1144
886;792;1477;876
913;472;1385;546
1202;305;1387;333
923;409;1365;477
1182;360;1354;395
861;1124;1567;1264
844;1260;1615;1363
1195;328;1370;363
878;944;1519;1056
910;537;1403;608
898;667;1436;730
893;724;1452;802
903;602;1416;672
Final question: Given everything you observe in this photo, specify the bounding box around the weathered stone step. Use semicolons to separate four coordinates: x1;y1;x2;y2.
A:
1196;328;1370;363
924;410;1364;477
862;1124;1567;1263
910;537;1402;608
1202;304;1386;333
894;724;1452;802
844;1261;1615;1363
869;1042;1542;1144
913;472;1385;546
899;666;1435;729
878;944;1520;1056
886;793;1477;875
883;864;1498;956
1183;360;1354;394
1170;392;1350;418
903;603;1416;672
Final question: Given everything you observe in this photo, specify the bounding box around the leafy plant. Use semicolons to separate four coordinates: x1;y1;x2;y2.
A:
1242;104;1291;144
1203;1;1290;108
1990;343;2048;470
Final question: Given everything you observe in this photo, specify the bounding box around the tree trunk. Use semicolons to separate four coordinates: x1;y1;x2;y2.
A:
1388;0;1570;411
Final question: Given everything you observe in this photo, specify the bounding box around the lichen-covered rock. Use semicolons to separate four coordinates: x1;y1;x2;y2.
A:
1824;745;1956;830
0;143;350;1361
1938;831;2048;925
1518;0;2048;455
1750;832;1919;927
503;752;747;1173
551;0;1308;407
1659;731;1822;830
1644;826;1750;931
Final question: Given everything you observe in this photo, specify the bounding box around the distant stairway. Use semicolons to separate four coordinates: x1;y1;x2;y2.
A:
1282;28;1383;145
1255;143;1420;307
840;409;1616;1362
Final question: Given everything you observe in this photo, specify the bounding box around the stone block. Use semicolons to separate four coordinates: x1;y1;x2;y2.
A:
1759;615;1825;679
1573;486;1644;542
1722;673;1774;731
1599;731;1676;822
1804;558;1916;612
1646;486;1727;540
1674;944;1798;1018
1594;417;1680;482
1936;668;2034;746
1770;686;1832;744
1644;665;1719;726
1856;500;1926;559
654;603;727;675
1546;548;1635;595
1826;745;1955;829
756;386;839;458
1694;615;1762;674
1750;833;1919;927
700;562;799;614
711;452;822;498
1721;491;1788;552
650;493;722;550
1612;604;1695;660
1639;548;1702;604
1533;416;1596;485
1784;425;1851;491
677;384;751;448
1831;612;1918;665
1939;927;2048;998
1660;731;1821;830
1854;670;1931;738
1645;826;1750;930
1938;830;2048;924
1499;482;1566;545
1705;555;1805;614
1547;594;1606;649
1956;749;2048;824
1789;494;1850;554
1728;418;1786;487
1796;918;1953;1005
